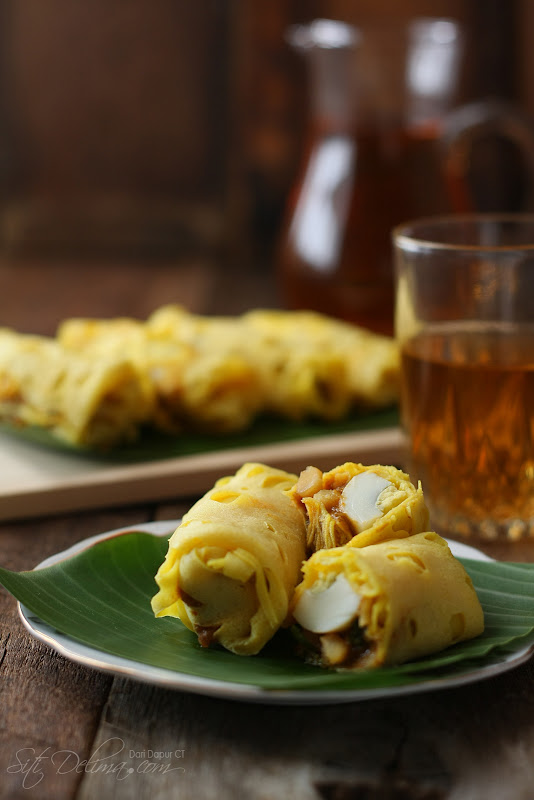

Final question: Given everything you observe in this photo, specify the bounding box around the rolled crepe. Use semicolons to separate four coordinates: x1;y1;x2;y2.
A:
290;531;485;669
247;342;351;423
0;328;151;448
147;304;244;354
240;309;353;421
58;313;263;434
243;309;400;410
151;462;307;655
289;462;429;552
59;305;398;435
57;316;162;420
149;304;352;422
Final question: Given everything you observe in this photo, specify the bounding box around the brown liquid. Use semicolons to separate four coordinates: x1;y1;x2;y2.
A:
278;123;471;336
401;324;534;540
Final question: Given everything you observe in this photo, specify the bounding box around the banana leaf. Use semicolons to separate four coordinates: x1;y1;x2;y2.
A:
1;530;533;694
0;406;399;463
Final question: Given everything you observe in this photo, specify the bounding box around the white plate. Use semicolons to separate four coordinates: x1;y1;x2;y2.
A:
18;522;533;705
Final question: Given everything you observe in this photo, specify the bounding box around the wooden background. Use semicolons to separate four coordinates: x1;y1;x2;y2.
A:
0;0;529;274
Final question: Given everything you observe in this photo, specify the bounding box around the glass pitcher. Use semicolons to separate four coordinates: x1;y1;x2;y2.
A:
276;18;534;335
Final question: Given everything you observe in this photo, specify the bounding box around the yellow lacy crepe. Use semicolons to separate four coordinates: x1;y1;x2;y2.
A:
52;304;401;443
242;309;400;410
149;304;399;421
0;328;151;448
148;304;353;421
289;462;429;552
151;463;307;655
58;314;263;434
1;304;400;448
290;531;485;669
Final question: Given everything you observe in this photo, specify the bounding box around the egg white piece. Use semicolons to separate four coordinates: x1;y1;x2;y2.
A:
293;574;361;634
340;471;393;530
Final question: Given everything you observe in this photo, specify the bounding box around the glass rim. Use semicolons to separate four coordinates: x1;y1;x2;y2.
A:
393;213;534;253
287;16;461;51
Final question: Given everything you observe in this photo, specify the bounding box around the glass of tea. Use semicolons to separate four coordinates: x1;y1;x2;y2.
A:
393;214;534;542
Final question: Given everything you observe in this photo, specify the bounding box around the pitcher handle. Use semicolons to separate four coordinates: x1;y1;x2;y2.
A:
441;98;534;210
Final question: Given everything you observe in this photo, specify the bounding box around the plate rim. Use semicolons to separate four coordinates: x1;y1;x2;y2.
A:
19;520;531;706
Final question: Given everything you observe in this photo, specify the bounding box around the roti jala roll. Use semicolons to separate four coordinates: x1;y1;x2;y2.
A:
290;531;485;669
150;304;352;422
0;328;151;448
151;463;307;655
289;462;429;552
58;313;264;434
242;309;400;410
253;346;351;423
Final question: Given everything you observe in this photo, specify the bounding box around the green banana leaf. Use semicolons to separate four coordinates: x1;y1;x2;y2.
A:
0;406;399;463
1;530;533;694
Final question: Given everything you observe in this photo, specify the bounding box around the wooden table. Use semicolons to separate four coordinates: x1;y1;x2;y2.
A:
1;258;534;800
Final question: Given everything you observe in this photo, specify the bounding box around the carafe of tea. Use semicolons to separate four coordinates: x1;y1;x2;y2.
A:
277;18;534;335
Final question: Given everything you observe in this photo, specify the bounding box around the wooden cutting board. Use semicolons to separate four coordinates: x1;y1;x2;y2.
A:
0;426;405;521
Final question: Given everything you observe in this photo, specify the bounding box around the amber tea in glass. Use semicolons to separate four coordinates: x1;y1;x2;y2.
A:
394;215;534;541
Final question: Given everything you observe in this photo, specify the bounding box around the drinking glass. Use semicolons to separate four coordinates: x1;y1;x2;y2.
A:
393;214;534;541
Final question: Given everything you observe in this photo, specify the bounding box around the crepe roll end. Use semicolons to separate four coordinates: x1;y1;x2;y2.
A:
291;463;430;552
176;548;262;650
153;541;286;656
291;533;485;669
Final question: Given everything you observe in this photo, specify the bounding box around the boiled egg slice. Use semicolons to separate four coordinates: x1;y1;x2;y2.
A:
293;574;361;634
340;471;393;530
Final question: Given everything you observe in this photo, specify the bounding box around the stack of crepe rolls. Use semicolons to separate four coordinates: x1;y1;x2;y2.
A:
289;462;429;552
148;304;352;421
151;463;307;656
0;304;401;447
149;304;399;420
0;305;401;447
0;327;151;448
58;314;264;434
290;532;485;669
